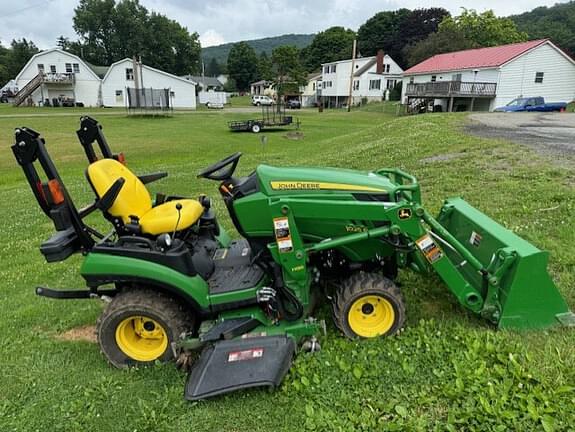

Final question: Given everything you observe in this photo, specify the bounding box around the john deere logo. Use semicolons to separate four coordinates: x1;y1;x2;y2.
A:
398;208;412;220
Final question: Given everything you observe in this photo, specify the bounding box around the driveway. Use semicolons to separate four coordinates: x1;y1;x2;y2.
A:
465;112;575;160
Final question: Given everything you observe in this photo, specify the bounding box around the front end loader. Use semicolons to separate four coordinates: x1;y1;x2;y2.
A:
11;117;573;401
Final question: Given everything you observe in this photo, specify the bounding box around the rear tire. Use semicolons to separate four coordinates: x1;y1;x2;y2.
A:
251;123;261;133
97;288;195;368
333;272;405;339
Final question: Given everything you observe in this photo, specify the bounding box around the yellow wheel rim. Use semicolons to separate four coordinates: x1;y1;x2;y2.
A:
348;295;395;338
115;316;168;361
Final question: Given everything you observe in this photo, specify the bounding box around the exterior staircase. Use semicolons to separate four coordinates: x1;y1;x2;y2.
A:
12;73;43;107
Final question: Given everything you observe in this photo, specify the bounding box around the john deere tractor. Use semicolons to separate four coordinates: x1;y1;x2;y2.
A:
11;116;573;400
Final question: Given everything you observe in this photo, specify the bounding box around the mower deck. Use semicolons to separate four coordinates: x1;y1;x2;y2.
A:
185;335;295;401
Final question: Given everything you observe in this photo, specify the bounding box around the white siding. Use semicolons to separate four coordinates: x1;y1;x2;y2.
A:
15;49;101;106
102;59;196;108
322;54;403;101
495;43;575;108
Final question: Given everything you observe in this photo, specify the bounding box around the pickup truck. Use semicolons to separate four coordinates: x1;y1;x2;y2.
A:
494;97;567;112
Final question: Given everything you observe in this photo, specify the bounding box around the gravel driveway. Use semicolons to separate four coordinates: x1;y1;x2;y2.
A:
465;112;575;161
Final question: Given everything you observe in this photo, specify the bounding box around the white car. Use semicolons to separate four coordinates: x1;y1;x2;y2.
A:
252;95;274;106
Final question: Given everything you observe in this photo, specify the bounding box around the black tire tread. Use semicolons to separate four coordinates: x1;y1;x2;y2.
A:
96;288;195;368
332;271;405;339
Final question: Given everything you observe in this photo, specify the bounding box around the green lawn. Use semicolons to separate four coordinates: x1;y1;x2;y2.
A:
0;109;574;431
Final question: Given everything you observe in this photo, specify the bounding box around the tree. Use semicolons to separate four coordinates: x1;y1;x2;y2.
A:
439;9;528;47
7;39;39;78
0;40;10;86
227;42;258;92
56;36;71;50
71;0;201;74
511;2;575;56
257;51;273;81
403;29;475;67
206;57;221;76
301;26;355;72
357;8;449;67
271;45;306;97
357;9;410;61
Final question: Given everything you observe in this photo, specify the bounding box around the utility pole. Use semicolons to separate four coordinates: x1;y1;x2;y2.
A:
347;39;357;113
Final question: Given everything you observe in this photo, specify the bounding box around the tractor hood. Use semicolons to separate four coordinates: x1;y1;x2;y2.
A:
256;164;397;197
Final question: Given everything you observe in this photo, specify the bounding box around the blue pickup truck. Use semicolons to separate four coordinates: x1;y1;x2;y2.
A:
494;97;568;112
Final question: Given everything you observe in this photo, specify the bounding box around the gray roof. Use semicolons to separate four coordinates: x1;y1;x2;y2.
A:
353;58;377;77
181;75;223;88
85;62;110;78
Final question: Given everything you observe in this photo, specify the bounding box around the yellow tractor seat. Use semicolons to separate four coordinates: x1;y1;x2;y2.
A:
86;158;203;235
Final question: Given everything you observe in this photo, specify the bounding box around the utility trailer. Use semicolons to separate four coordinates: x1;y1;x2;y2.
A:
228;103;298;133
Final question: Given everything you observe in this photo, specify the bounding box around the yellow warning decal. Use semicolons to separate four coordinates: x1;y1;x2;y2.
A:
270;181;386;192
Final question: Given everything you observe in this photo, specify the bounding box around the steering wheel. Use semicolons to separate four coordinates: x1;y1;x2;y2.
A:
197;152;242;181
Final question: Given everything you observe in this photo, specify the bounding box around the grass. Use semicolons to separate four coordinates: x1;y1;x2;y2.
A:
0;109;574;431
228;94;253;107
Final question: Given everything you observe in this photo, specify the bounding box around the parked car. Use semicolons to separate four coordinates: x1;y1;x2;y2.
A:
494;97;567;112
251;95;274;106
286;99;301;109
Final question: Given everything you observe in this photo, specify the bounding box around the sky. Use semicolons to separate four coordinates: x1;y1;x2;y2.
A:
0;0;567;49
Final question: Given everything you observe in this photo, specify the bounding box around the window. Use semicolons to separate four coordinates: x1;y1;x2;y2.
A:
50;65;56;74
386;64;390;73
322;81;326;89
386;79;396;90
369;79;381;90
73;63;80;73
126;68;134;80
37;64;44;73
170;91;175;97
331;64;336;73
312;82;315;90
324;66;330;74
65;63;72;73
353;80;359;91
409;77;414;84
535;72;544;83
431;75;437;82
115;90;123;96
452;73;462;81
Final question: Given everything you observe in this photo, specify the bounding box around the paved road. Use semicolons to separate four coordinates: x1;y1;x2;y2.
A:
465;112;575;159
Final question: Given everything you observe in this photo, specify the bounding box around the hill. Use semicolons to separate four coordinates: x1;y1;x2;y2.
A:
201;33;315;64
510;1;575;56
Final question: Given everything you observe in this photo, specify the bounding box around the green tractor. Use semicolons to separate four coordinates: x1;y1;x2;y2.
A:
12;116;573;400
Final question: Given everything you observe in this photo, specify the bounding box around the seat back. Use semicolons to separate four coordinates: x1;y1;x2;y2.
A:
87;159;151;223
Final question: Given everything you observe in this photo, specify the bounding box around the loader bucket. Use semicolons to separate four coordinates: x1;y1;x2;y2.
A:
434;197;574;330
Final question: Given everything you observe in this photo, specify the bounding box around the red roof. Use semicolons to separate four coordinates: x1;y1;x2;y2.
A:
404;39;548;75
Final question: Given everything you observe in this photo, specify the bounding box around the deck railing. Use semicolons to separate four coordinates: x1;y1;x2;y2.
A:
405;81;497;97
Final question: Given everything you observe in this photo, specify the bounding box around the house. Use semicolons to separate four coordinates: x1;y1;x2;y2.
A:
181;75;224;92
320;50;403;107
250;80;272;95
300;72;322;107
13;48;197;109
401;39;575;112
102;59;197;108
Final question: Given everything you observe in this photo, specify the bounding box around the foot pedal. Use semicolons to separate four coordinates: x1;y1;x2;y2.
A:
200;317;260;342
184;335;295;401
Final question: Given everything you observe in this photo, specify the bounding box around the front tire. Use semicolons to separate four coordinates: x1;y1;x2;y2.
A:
97;289;195;368
251;123;261;133
333;272;405;339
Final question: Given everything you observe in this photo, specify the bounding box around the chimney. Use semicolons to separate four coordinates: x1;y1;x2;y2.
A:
376;50;384;74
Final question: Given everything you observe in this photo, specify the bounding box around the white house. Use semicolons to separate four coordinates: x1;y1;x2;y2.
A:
102;59;197;108
320;50;403;107
300;72;322;107
13;48;197;109
401;39;575;112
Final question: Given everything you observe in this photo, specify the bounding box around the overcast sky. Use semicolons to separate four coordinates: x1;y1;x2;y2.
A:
0;0;567;49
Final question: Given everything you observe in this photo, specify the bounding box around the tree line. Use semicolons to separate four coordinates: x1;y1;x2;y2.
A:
2;1;575;92
224;8;529;92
